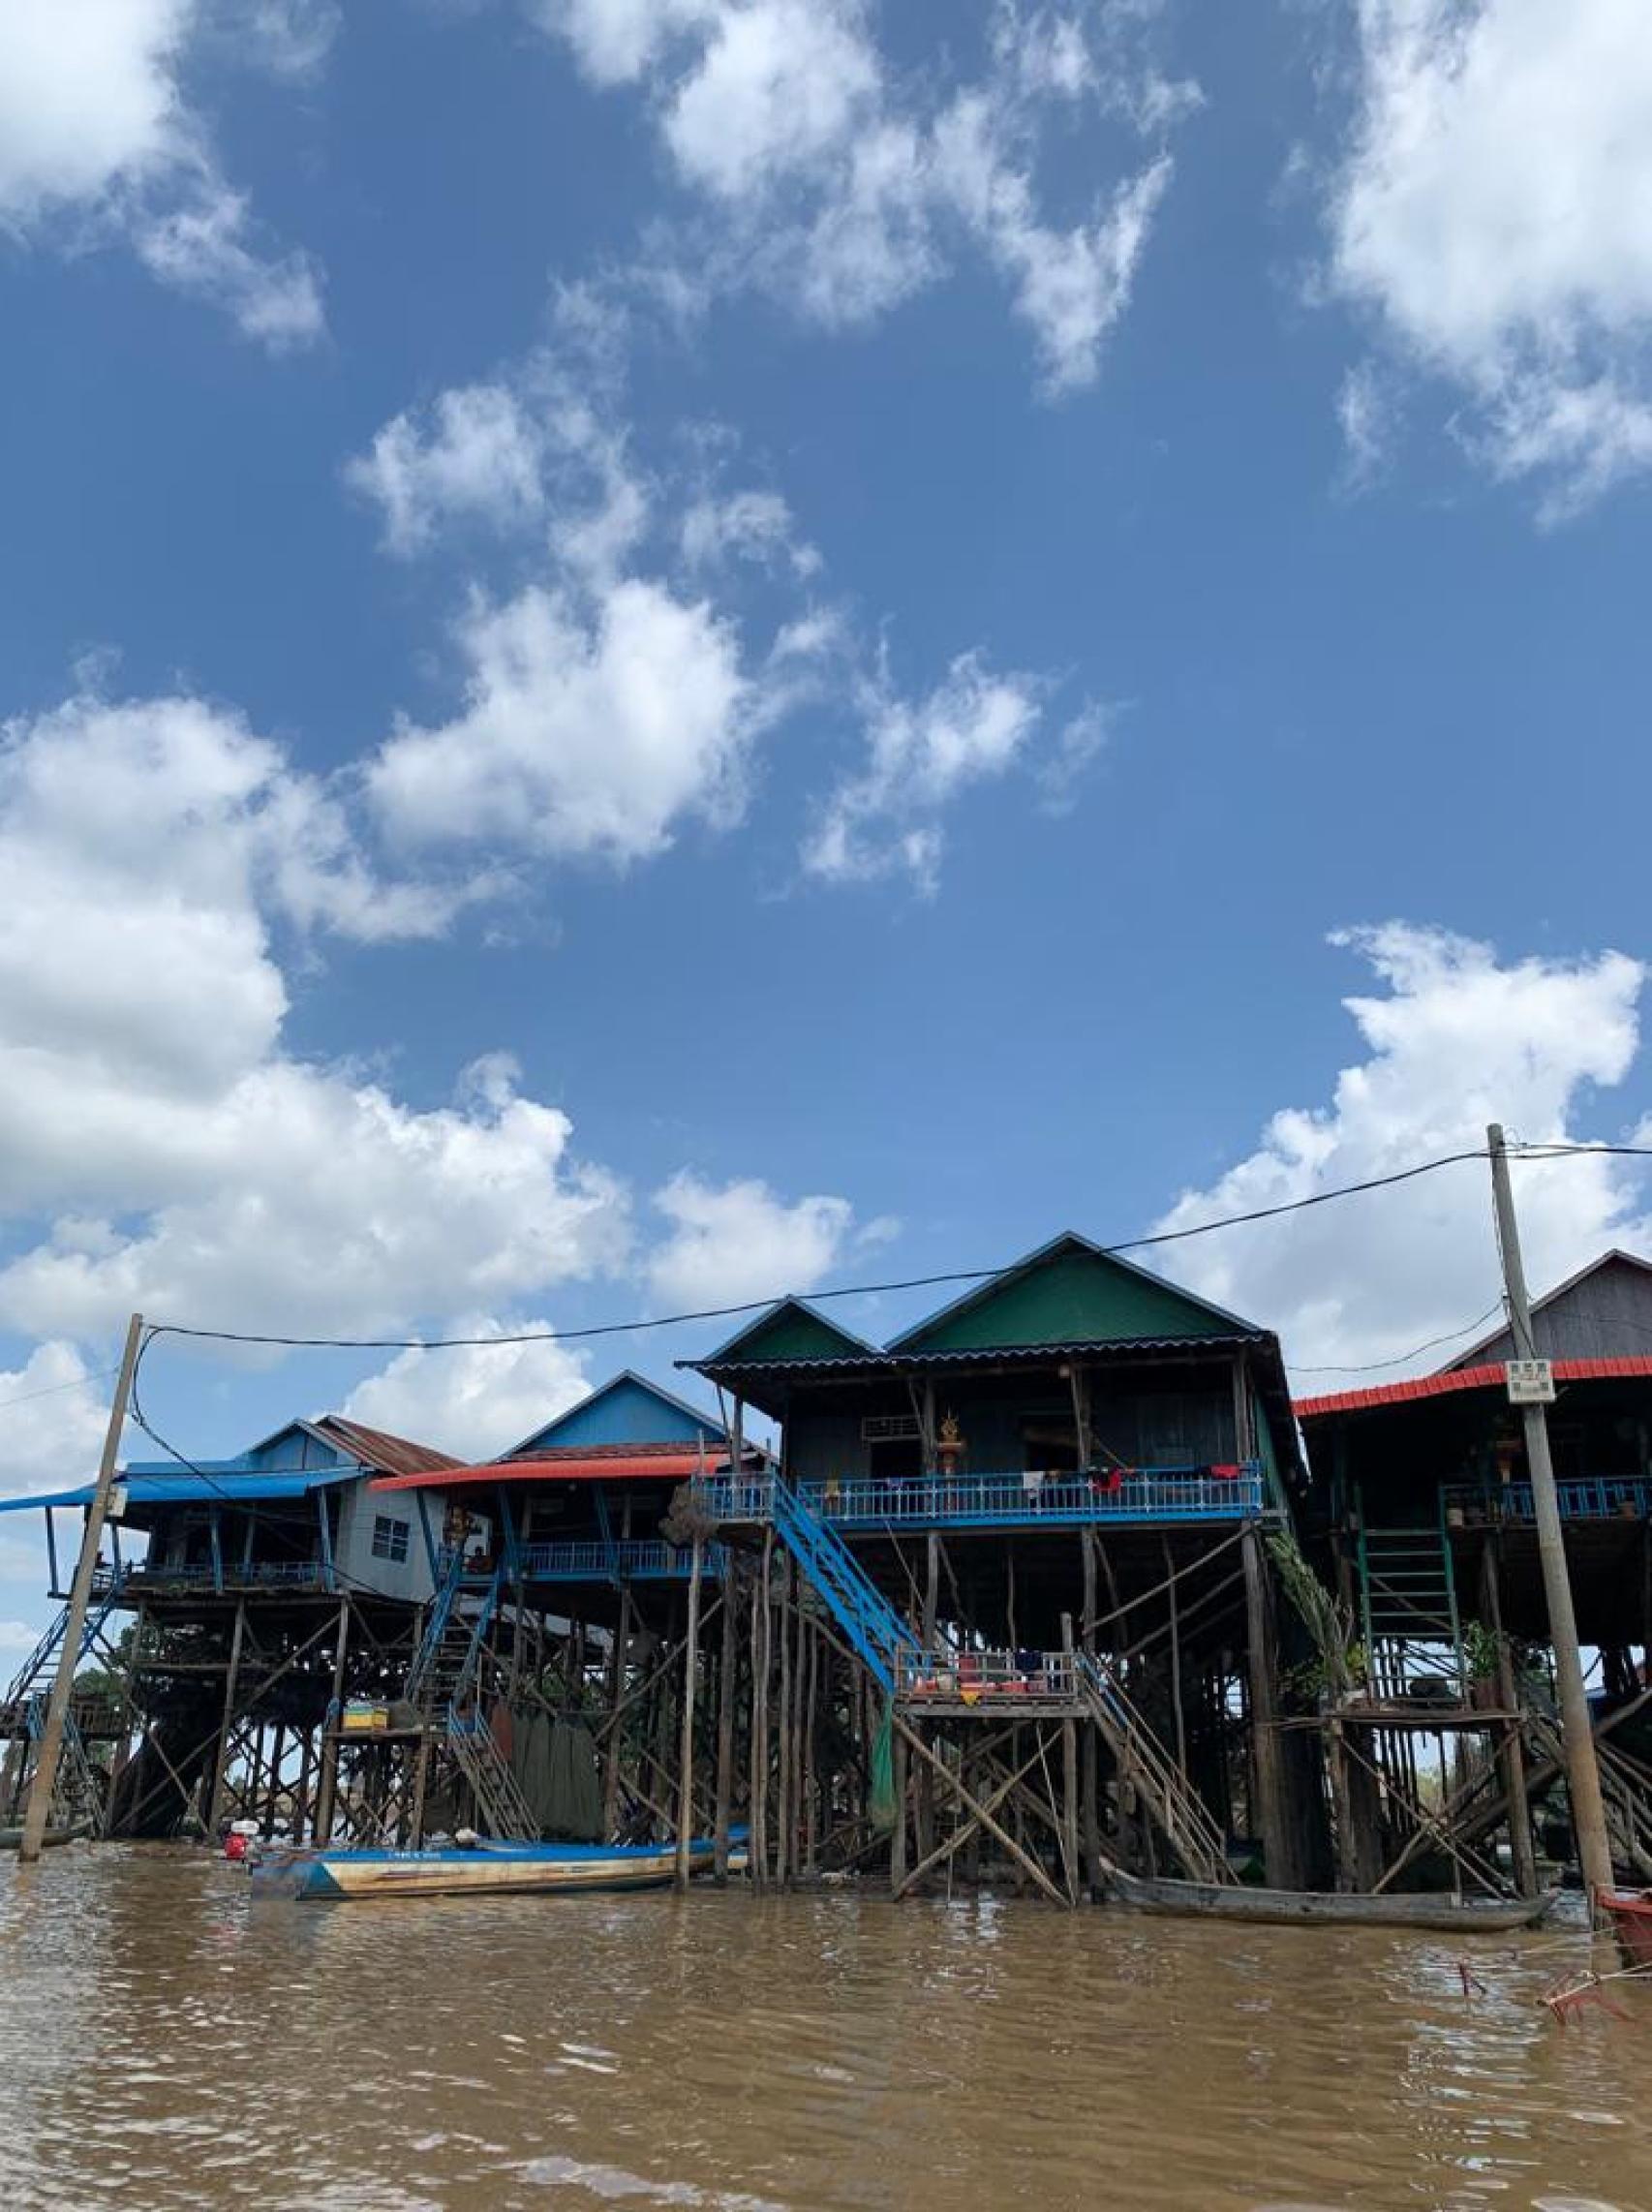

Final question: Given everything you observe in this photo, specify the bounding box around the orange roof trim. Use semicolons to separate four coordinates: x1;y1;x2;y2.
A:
1295;1354;1652;1422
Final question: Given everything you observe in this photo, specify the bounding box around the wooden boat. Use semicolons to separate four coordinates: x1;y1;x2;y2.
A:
278;1831;748;1903
1106;1864;1555;1933
0;1821;90;1852
1599;1888;1652;1966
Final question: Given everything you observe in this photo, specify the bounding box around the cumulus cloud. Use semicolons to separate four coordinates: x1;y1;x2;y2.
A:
346;384;549;556
1329;0;1652;510
0;685;625;1338
0;0;323;347
646;1172;861;1309
352;292;1065;885
343;1320;593;1459
1150;925;1652;1372
535;0;1193;393
804;650;1046;889
0;1343;113;1500
369;577;759;863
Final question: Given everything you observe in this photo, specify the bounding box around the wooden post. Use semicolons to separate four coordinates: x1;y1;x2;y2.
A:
205;1598;249;1836
750;1533;771;1889
889;1724;909;1894
604;1582;631;1842
714;1557;739;1882
1061;1612;1081;1902
19;1312;142;1862
916;1531;940;1868
1163;1535;1187;1778
675;1536;705;1889
313;1597;350;1844
1487;1122;1613;1904
1242;1523;1291;1888
1481;1534;1539;1896
776;1557;793;1888
1080;1531;1101;1889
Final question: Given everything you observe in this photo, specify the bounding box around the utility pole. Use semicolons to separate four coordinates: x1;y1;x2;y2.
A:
19;1312;143;1863
1485;1129;1614;1905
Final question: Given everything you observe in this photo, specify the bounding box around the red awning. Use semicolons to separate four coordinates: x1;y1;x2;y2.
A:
1295;1354;1652;1422
370;1450;725;1493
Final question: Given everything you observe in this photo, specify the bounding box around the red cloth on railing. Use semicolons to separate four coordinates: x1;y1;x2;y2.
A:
1208;1463;1242;1481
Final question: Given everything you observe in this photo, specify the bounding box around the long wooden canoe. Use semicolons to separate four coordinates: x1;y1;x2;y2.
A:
278;1832;748;1903
1107;1864;1556;1932
0;1821;90;1853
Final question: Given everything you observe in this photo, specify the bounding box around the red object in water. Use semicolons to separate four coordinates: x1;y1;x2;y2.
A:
1600;1888;1652;1966
225;1831;249;1862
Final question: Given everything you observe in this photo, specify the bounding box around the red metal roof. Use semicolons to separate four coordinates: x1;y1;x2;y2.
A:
315;1415;461;1478
1296;1354;1652;1422
370;1448;723;1493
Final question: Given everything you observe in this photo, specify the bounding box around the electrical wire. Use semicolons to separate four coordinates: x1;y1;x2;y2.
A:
135;1144;1495;1360
0;1365;120;1417
1287;1301;1506;1375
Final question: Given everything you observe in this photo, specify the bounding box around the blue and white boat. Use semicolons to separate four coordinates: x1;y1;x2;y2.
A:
269;1830;747;1902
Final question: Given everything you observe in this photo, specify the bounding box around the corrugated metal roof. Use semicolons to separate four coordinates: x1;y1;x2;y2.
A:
372;1449;724;1493
314;1415;460;1478
691;1332;1269;1380
0;1467;362;1515
1295;1353;1652;1421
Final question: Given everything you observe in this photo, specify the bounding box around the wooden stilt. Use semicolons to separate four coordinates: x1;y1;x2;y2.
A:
714;1558;739;1882
206;1599;248;1836
1482;1534;1539;1896
1242;1524;1291;1887
675;1536;704;1889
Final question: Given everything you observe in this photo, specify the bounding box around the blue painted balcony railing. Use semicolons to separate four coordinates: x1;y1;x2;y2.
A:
1441;1476;1652;1526
115;1558;334;1591
705;1466;1266;1530
518;1538;727;1582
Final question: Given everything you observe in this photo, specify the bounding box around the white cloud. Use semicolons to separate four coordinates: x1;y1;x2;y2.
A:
1150;924;1651;1371
930;95;1171;395
346;384;549;556
0;1343;112;1500
646;1172;858;1309
369;577;759;864
535;0;1192;392
1034;699;1114;815
805;650;1046;889
134;184;324;350
0;0;323;347
343;1319;592;1459
661;0;879;201
1335;360;1398;491
1330;0;1652;507
679;488;819;577
0;685;626;1339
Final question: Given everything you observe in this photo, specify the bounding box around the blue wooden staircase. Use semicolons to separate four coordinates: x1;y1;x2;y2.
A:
701;1479;920;1694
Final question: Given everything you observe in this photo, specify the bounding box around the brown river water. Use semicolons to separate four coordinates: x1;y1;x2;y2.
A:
0;1849;1645;2212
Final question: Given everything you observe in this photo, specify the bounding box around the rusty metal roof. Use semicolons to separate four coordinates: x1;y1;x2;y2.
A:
314;1415;461;1479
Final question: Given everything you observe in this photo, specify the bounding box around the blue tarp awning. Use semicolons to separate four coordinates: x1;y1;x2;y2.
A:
0;1467;363;1514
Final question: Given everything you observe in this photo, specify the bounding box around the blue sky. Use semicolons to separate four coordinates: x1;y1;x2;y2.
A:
3;2;1652;1639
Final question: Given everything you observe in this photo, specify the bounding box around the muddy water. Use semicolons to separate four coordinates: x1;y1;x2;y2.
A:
0;1851;1645;2212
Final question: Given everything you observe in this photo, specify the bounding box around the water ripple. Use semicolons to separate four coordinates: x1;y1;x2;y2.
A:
0;1850;1645;2211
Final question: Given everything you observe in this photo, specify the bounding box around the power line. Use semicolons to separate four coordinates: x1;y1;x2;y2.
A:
138;1144;1494;1359
0;1365;120;1417
1287;1301;1505;1375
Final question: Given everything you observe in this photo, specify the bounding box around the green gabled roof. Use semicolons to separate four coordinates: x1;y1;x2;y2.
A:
888;1232;1264;1356
699;1297;880;1368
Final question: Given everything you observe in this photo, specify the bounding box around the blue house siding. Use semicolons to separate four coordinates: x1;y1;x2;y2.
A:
507;1372;724;1456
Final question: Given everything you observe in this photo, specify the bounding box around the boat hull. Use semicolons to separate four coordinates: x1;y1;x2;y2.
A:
1600;1889;1652;1966
0;1822;89;1853
285;1836;747;1902
1107;1866;1554;1933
